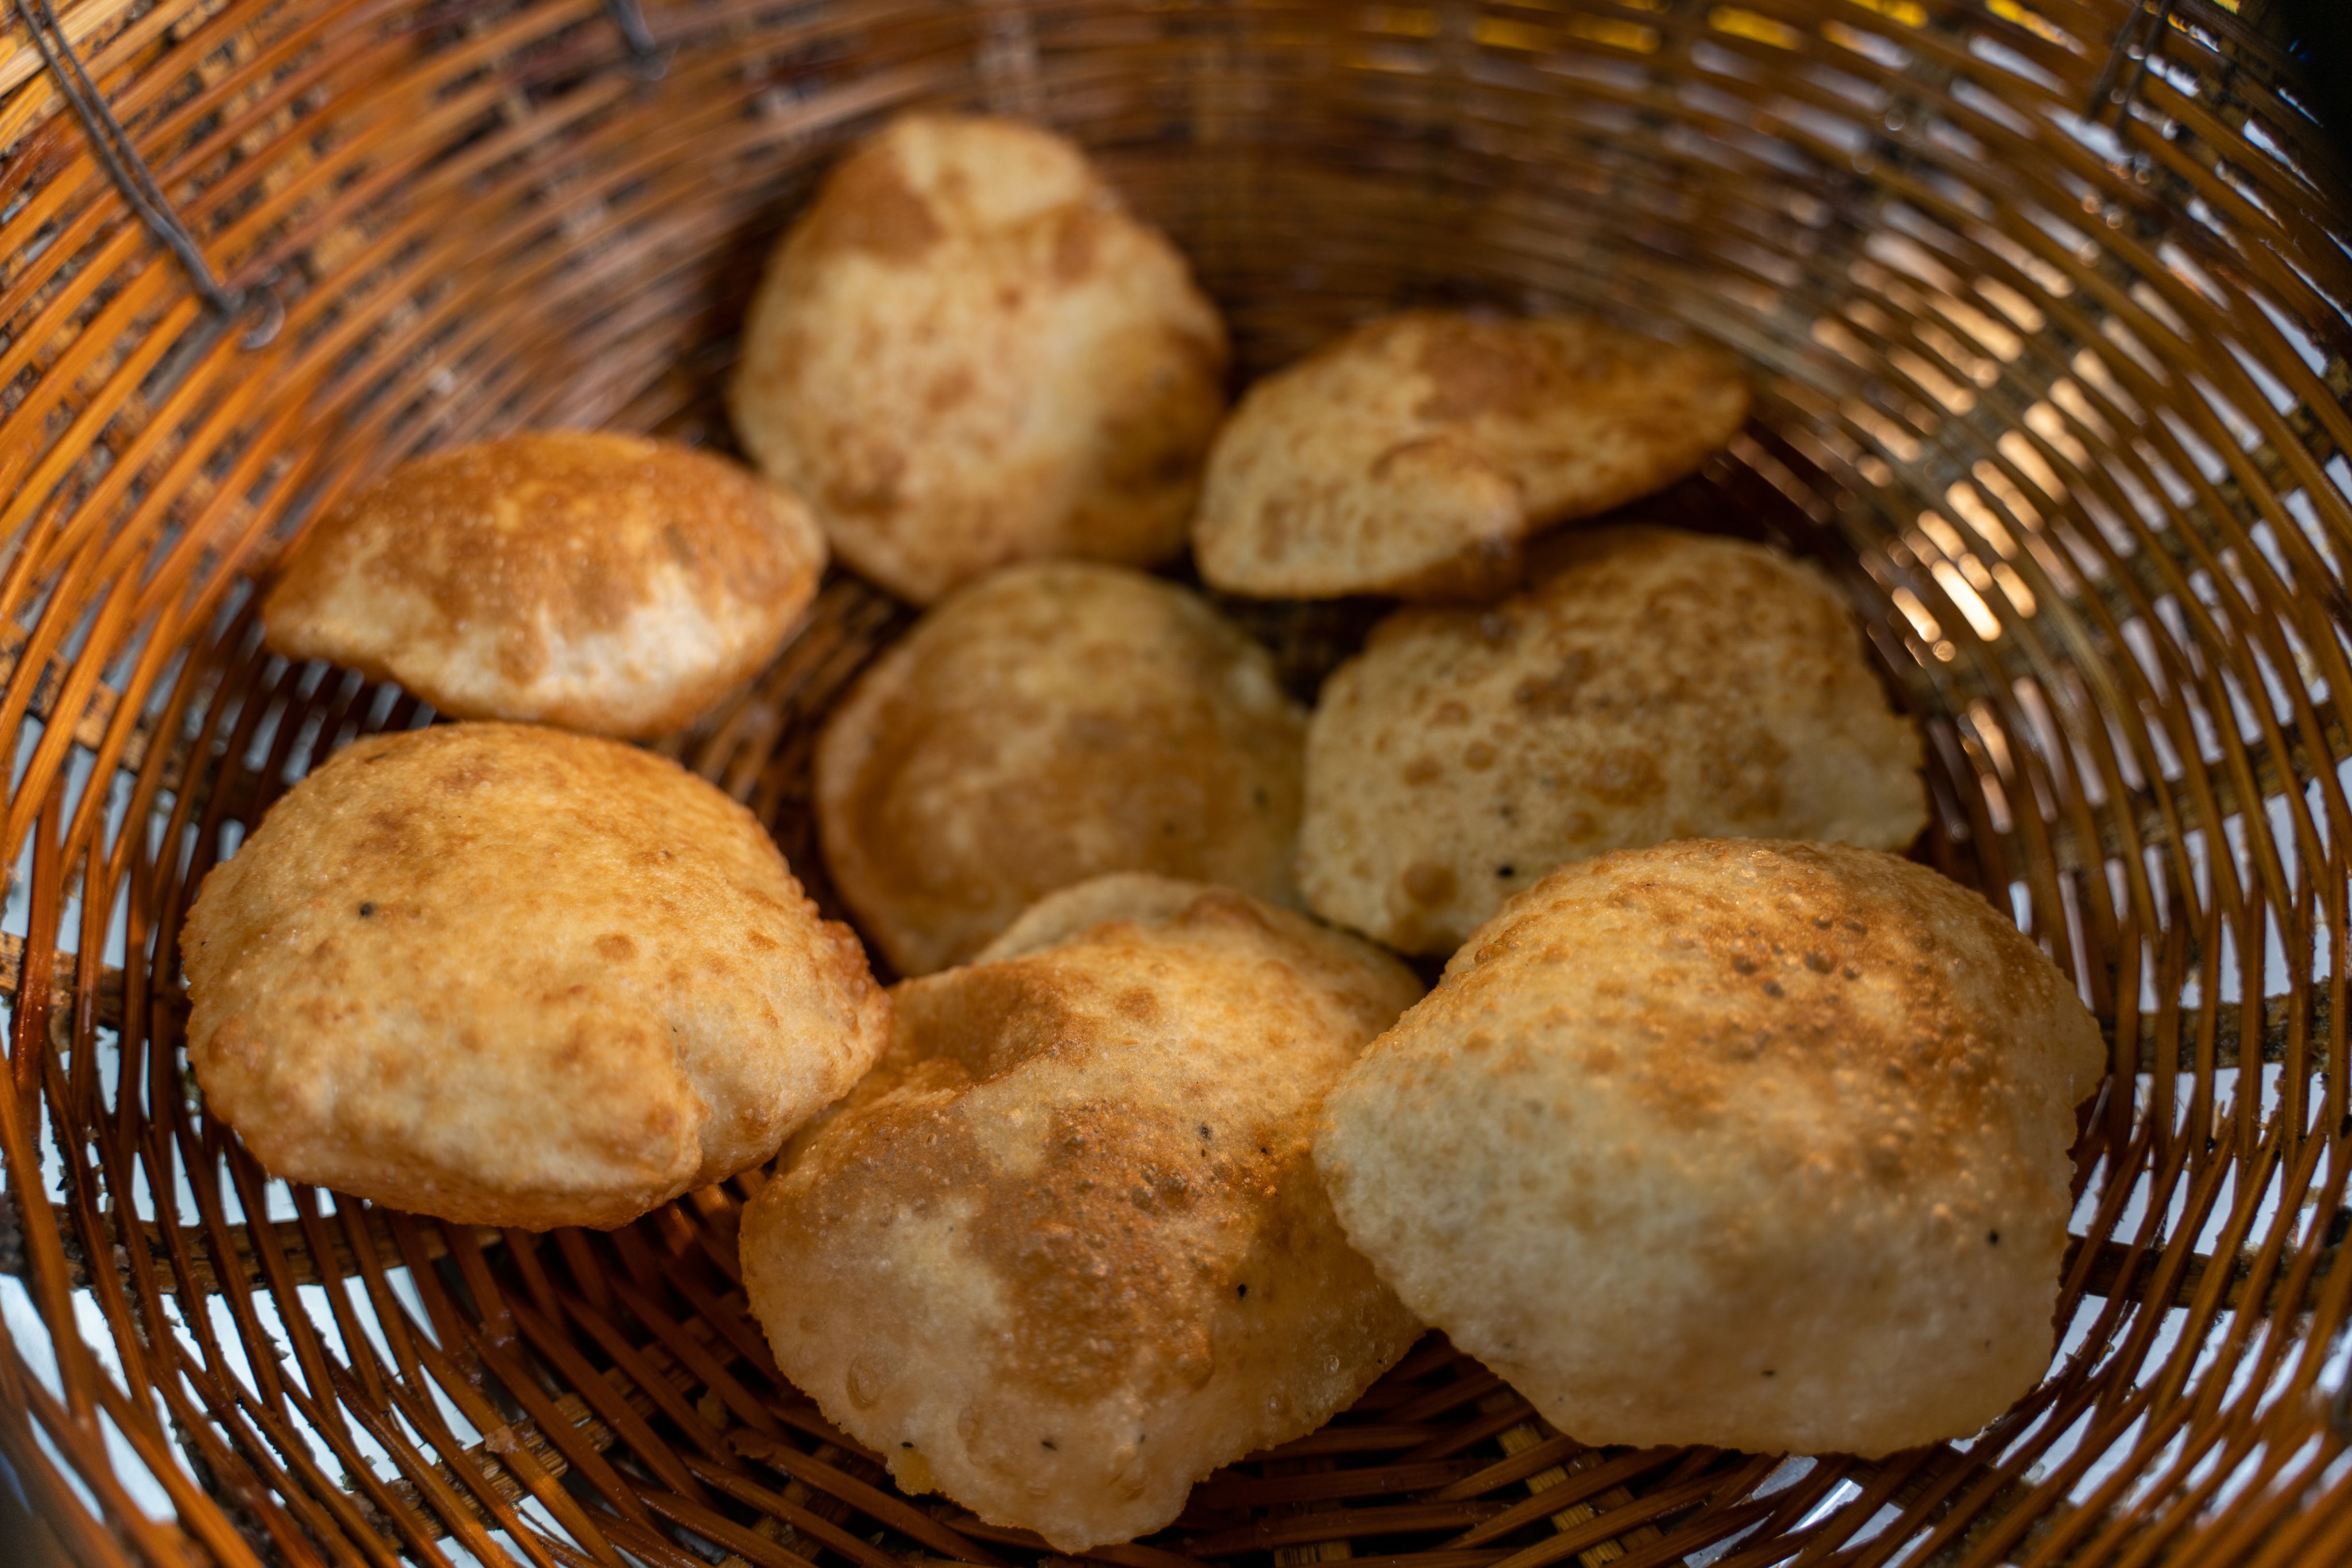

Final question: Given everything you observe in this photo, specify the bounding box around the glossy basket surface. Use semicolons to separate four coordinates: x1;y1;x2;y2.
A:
0;2;2349;1566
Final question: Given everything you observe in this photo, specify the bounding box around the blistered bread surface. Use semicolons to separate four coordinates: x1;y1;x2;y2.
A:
263;431;826;738
729;113;1228;604
741;874;1424;1548
184;722;889;1230
1193;311;1749;598
1315;839;2105;1457
817;562;1306;975
1299;526;1927;954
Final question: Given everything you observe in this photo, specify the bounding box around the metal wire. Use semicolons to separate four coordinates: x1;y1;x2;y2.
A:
13;0;281;349
605;0;667;79
2088;0;2182;122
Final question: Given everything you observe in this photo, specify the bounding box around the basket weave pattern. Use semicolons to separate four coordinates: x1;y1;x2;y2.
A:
0;1;2347;1565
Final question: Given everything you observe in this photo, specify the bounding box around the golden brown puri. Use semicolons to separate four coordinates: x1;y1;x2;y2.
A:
728;112;1229;605
741;874;1424;1550
1192;309;1751;599
262;431;826;740
815;561;1307;977
182;722;889;1231
1317;840;2105;1458
1298;526;1926;955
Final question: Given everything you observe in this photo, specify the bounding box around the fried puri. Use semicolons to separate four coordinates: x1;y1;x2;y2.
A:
1298;526;1927;955
741;874;1425;1549
815;562;1306;975
264;431;826;739
183;723;888;1230
1317;839;2104;1457
1193;309;1750;598
729;113;1228;604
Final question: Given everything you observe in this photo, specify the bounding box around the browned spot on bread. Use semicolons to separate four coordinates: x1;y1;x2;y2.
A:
1511;649;1597;717
1401;861;1457;905
1255;495;1297;559
925;366;977;414
889;961;1083;1082
1051;206;1101;282
436;756;496;794
1701;726;1794;820
1376;535;1527;602
1584;748;1664;806
1413;315;1561;422
803;146;942;261
822;440;907;520
1370;435;1472;481
968;1098;1221;1400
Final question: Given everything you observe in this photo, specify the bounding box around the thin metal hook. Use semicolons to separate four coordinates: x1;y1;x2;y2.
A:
604;0;668;80
2087;0;2180;125
13;0;280;348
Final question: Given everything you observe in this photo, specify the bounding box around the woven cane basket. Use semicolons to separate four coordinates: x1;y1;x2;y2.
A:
0;1;2348;1565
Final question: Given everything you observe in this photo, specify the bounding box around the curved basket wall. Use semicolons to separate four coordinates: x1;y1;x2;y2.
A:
0;1;2347;1564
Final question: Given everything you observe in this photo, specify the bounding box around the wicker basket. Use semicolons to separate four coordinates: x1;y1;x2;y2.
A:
0;0;2346;1563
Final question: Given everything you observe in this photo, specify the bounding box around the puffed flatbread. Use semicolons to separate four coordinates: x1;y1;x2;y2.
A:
730;113;1228;604
742;874;1423;1549
264;431;825;739
183;722;889;1230
1317;839;2105;1457
816;562;1305;975
1193;310;1750;598
1299;526;1926;954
